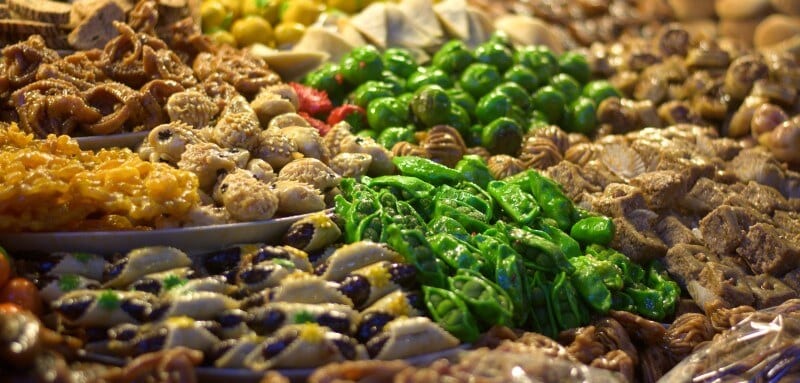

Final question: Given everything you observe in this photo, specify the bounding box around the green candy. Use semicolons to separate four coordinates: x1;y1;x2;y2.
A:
448;103;472;135
474;42;513;73
646;261;680;316
564;96;597;135
495;251;530;326
367;97;408;132
476;91;512;125
383;48;418;78
549;73;581;103
435;184;493;220
586;244;645;286
433;198;490;234
625;284;667;321
481;117;523;156
539;222;583;260
504;65;540;93
446;88;477;117
529;271;558;338
406;67;454;92
514;45;559;81
611;291;636;312
582;80;622;107
558;51;591;84
487;31;513;49
432;40;475;74
531;85;566;124
340;45;384;85
376;126;415;150
508;227;573;273
459;63;501;99
380;70;406;94
351;81;395;108
494;82;531;111
396;92;414;109
411;85;452;128
304;63;347;103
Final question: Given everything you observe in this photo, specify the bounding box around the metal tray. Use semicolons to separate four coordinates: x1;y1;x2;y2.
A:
81;345;466;383
74;131;148;151
0;211;322;255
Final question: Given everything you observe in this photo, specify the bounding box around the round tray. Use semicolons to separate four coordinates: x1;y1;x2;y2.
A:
81;345;466;383
0;211;324;255
74;131;148;151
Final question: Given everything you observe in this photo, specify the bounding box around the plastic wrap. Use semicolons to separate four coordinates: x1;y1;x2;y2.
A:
388;347;626;383
660;299;800;382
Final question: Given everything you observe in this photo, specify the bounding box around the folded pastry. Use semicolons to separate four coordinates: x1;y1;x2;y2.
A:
235;259;301;294
46;252;106;280
245;323;364;370
40;274;101;302
361;290;423;318
320;242;403;282
150;291;239;321
118;316;221;357
210;334;263;368
247;302;358;335
339;261;417;309
365;317;459;360
266;272;353;306
104;246;191;288
52;289;158;327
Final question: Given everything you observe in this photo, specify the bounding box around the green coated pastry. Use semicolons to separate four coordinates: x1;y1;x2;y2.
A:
423;286;480;342
393;156;464;186
429;233;483;272
487;180;540;225
385;225;447;288
528;170;575;231
568;256;612;313
570;216;615;246
455;155;494;190
449;269;513;327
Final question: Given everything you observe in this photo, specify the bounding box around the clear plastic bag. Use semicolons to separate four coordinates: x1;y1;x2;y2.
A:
457;349;626;383
389;347;626;383
660;299;800;383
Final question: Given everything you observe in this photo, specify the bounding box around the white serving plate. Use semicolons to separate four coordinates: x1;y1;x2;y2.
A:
0;211;323;255
74;131;148;151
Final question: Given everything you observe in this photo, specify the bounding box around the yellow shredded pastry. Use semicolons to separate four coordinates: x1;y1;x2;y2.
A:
0;123;200;232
